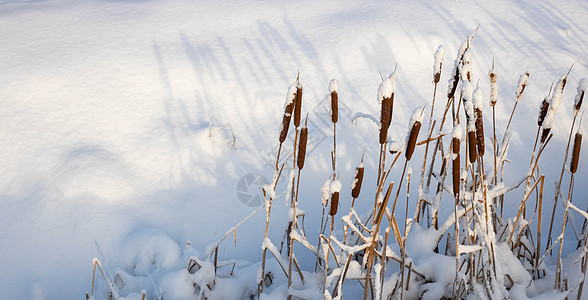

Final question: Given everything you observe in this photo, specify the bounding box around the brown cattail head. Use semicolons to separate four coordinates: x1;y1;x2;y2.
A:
329;191;339;216
331;91;338;123
379;96;392;144
279;102;294;143
475;108;485;156
448;69;460;100
489;65;498;107
570;130;583;174
406;121;421;161
293;81;303;128
297;124;308;170
537;98;550;127
330;79;339;124
452;137;461;197
351;163;364;199
468;130;477;163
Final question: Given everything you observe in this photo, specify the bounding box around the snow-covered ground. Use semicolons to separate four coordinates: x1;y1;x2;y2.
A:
1;0;587;299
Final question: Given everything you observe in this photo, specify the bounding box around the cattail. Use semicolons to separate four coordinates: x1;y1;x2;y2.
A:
460;50;473;82
574;78;586;112
330;79;339;124
541;75;567;144
468;131;478;163
570;129;583;174
452;138;461;197
447;41;468;99
297;124;308;169
378;73;397;144
293;80;303;128
433;45;445;84
351;162;364;198
405;107;424;161
489;63;498;107
516;72;530;99
279;84;298;143
330;179;342;216
330;191;339;216
473;87;485;156
452;126;464;197
537;97;550;127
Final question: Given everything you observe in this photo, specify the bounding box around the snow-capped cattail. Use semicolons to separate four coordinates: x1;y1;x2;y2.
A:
489;63;498;107
570;129;583;174
279;84;297;143
574;78;586;113
351;161;364;199
516;72;530;99
473;87;485;156
378;73;397;144
541;75;566;144
297;123;308;170
293;80;303;128
330;79;339;124
460;50;473;82
433;45;445;84
330;180;341;216
462;82;475;125
447;41;468;100
537;97;550;127
405;107;424;161
452;126;464;197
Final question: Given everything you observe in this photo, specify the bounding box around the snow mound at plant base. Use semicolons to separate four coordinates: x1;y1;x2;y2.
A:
88;227;588;300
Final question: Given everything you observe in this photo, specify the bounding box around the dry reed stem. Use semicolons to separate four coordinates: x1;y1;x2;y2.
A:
547;111;580;252
555;175;575;290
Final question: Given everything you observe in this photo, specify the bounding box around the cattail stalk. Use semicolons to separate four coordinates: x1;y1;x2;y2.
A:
545;74;581;252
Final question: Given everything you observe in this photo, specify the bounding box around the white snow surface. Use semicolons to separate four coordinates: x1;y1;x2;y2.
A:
1;1;588;299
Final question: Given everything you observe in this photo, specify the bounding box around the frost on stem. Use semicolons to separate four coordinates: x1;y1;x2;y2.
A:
433;45;446;84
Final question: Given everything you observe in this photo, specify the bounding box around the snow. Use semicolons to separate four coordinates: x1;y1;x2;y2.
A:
1;0;588;299
377;72;398;104
329;79;339;93
543;75;567;129
433;45;445;83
